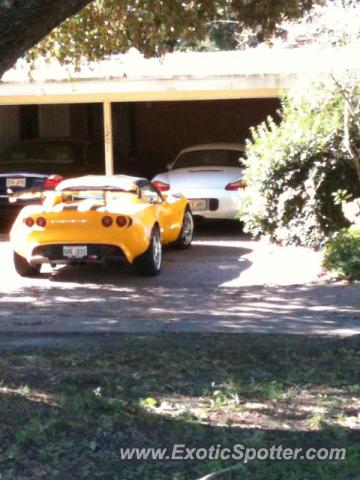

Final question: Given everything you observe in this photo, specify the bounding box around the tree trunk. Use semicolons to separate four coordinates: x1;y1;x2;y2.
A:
0;0;92;78
331;74;360;185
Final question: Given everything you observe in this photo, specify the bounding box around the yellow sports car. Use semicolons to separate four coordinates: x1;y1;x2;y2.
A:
10;175;194;277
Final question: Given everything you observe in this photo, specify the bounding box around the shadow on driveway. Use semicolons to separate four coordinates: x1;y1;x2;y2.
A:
1;282;359;335
1;220;359;336
47;243;253;287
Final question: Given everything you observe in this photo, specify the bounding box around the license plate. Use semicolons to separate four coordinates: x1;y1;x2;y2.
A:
6;178;26;188
189;199;208;211
63;245;87;258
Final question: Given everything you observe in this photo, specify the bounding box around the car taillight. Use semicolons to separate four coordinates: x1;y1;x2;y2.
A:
116;216;133;227
43;175;64;190
36;217;47;228
116;216;127;227
24;217;34;227
102;216;113;227
152;180;170;192
225;179;247;191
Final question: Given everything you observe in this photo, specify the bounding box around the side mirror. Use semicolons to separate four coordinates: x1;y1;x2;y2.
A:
166;163;172;171
146;192;163;205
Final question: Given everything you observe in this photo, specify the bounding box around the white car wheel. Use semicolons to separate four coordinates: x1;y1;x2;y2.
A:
175;209;194;249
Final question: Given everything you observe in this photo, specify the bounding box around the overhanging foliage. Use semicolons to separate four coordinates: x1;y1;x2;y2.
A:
26;0;315;65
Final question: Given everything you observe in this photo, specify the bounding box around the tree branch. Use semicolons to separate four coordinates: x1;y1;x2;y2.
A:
343;101;360;182
0;0;92;77
332;72;360;183
331;73;360;132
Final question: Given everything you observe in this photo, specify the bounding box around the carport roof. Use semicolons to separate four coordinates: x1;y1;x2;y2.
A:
0;44;358;105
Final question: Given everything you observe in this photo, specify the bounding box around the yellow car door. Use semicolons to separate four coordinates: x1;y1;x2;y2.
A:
158;195;184;244
140;181;181;244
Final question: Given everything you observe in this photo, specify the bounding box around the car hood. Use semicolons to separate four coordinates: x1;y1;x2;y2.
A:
167;167;244;189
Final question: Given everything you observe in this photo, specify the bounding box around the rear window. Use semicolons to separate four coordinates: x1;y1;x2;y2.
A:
174;149;245;169
0;143;77;165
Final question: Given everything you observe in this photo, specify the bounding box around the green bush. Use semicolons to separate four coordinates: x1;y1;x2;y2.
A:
323;228;360;280
239;80;360;248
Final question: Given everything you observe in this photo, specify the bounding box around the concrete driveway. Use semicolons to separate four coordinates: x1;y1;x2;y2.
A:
1;221;359;336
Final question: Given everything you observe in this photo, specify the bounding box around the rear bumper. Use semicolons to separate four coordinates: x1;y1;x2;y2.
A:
170;188;240;220
29;243;127;266
11;209;154;264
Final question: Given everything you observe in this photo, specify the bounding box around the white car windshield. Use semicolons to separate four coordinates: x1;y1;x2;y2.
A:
173;149;245;169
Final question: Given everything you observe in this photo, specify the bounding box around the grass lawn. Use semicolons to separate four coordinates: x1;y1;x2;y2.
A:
0;334;359;479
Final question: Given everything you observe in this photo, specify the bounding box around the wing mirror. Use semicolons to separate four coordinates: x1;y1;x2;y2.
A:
146;192;163;204
166;163;172;171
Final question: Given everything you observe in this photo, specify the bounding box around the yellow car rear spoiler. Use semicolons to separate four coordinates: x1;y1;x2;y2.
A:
8;186;141;206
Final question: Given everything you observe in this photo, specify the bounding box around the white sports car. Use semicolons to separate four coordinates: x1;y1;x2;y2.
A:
152;143;246;220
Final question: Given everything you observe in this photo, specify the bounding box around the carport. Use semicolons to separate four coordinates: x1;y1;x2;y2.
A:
0;46;355;176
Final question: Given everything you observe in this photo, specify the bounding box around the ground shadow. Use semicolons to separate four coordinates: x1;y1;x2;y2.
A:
47;243;253;287
1;283;359;335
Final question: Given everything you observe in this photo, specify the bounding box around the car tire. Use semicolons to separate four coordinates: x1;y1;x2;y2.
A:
13;251;41;277
175;208;194;249
135;225;162;276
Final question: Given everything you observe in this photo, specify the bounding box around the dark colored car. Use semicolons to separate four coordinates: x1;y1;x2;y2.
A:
0;138;105;225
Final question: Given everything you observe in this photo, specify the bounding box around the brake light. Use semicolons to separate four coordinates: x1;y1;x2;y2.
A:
152;180;170;192
36;217;47;228
116;216;127;227
225;179;247;191
24;217;34;227
102;216;113;227
44;175;64;190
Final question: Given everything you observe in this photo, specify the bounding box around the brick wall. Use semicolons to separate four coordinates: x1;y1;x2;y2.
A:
133;98;280;177
67;98;281;177
0;99;280;174
0;106;19;153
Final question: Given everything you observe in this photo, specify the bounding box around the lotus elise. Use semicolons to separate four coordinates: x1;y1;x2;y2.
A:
10;175;194;277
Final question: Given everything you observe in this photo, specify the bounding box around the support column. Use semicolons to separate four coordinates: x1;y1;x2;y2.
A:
103;101;114;175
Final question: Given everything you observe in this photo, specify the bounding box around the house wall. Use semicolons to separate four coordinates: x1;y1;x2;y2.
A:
67;98;280;176
0;98;280;175
132;98;280;177
0;106;20;153
70;104;89;138
39;105;70;138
